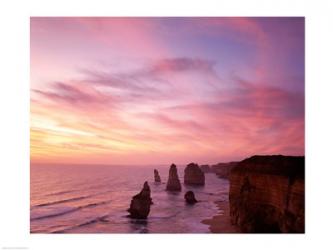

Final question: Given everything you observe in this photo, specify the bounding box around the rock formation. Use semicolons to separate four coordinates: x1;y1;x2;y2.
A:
166;163;181;191
200;164;212;173
154;169;161;182
184;163;205;185
211;161;238;179
127;181;152;219
184;191;198;204
229;155;305;233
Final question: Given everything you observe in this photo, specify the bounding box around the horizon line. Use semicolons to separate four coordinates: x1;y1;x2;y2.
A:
30;154;305;167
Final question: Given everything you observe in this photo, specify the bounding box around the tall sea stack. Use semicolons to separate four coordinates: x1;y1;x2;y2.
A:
166;163;181;191
127;181;152;219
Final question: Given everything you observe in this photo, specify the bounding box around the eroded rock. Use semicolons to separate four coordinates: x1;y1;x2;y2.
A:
184;191;197;204
128;181;152;219
166;163;181;191
154;169;161;183
184;163;205;185
200;164;212;173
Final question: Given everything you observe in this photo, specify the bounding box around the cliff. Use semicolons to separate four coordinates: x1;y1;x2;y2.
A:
211;161;238;178
229;155;304;233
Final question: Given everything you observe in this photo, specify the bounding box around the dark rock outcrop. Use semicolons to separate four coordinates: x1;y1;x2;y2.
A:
229;155;305;233
184;191;198;204
184;163;205;185
200;164;212;173
128;181;152;219
211;161;238;179
154;169;161;182
166;163;181;191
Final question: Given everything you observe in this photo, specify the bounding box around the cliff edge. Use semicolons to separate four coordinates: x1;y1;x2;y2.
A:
229;155;304;233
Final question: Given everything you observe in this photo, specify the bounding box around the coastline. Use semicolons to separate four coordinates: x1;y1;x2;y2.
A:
202;199;240;233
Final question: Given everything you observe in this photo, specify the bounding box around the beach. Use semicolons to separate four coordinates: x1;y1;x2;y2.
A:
202;196;240;233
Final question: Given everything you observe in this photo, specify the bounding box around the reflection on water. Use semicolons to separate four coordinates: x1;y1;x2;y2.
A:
30;164;229;233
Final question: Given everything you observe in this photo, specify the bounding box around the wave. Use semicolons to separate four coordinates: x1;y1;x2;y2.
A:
82;200;111;209
34;195;89;208
46;189;79;196
45;181;112;198
34;190;113;209
148;210;183;220
31;207;80;221
121;210;183;222
31;200;112;221
52;214;109;233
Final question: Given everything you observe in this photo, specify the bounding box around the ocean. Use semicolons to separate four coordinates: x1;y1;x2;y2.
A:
30;164;229;233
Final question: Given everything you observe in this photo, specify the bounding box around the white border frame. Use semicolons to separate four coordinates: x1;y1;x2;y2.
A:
1;0;333;249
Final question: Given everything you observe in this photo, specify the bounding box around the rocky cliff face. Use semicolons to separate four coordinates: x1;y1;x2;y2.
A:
229;155;304;233
184;163;205;185
166;163;182;191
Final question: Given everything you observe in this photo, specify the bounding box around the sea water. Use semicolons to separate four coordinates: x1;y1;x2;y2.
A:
30;164;229;233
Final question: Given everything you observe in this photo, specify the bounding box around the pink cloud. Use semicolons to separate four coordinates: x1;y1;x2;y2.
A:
32;57;304;164
74;17;171;59
30;18;304;164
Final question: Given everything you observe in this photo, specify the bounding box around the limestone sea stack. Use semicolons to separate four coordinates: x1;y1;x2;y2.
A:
166;163;181;191
127;181;152;219
184;191;198;204
154;169;161;183
184;163;205;185
229;155;305;233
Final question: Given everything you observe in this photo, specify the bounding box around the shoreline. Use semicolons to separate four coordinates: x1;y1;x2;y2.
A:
202;200;240;233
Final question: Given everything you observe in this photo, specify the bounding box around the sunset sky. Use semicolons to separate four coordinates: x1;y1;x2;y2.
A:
30;17;304;165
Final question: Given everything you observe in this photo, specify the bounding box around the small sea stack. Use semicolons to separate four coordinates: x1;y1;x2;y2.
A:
166;163;181;191
127;181;152;219
154;169;161;183
184;191;197;204
184;163;205;185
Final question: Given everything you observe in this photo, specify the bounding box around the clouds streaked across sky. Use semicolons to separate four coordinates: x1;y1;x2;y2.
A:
30;17;304;164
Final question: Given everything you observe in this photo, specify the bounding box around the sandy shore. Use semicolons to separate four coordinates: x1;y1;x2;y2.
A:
202;200;240;233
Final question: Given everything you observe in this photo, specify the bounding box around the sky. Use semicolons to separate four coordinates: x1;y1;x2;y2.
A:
30;17;304;165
